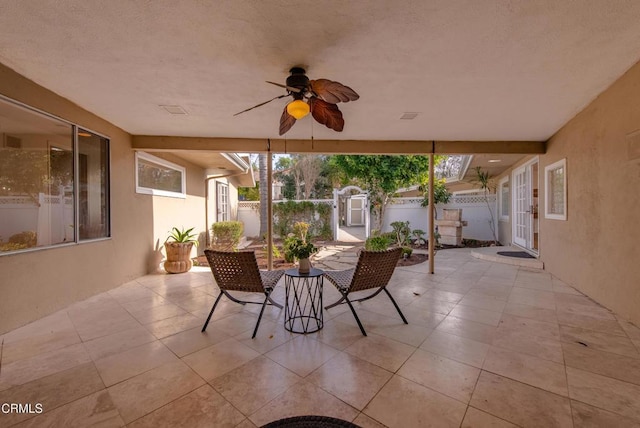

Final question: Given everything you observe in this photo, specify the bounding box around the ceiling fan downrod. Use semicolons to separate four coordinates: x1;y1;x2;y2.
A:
286;67;309;93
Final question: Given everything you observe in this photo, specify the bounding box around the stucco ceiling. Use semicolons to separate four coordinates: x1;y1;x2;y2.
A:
1;1;640;143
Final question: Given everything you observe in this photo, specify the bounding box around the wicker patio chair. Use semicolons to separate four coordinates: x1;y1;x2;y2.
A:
202;249;284;338
323;247;407;336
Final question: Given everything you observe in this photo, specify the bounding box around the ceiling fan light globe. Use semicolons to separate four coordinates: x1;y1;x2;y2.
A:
286;100;310;119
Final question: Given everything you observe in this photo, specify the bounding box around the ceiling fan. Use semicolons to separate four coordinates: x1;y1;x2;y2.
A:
234;67;359;135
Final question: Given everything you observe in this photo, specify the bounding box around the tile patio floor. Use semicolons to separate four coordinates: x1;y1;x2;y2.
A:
1;248;640;427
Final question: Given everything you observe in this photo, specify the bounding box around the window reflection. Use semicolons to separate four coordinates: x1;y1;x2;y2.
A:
78;129;109;240
0;99;74;251
0;97;110;253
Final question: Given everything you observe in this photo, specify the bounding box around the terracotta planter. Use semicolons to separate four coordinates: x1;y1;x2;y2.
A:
164;242;194;274
298;258;311;274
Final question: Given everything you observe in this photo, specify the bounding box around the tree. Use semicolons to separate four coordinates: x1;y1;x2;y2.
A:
330;155;440;230
258;153;268;237
274;156;296;200
474;166;499;244
297;155;323;199
238;184;259;201
291;155;303;199
420;178;452;214
0;147;72;203
274;155;333;200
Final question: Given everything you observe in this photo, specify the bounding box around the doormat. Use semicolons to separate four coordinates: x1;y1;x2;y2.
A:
262;415;360;427
497;251;535;259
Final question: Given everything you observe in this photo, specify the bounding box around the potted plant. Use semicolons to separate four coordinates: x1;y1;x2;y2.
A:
164;227;198;274
283;236;318;273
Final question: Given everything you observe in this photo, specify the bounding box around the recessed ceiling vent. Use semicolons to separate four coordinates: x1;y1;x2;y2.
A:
160;105;188;115
400;112;419;120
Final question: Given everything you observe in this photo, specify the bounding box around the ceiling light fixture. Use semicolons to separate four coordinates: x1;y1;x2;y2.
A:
286;99;310;119
488;159;502;163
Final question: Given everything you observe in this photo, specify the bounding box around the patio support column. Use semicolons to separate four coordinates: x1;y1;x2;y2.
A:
267;143;273;270
428;153;435;274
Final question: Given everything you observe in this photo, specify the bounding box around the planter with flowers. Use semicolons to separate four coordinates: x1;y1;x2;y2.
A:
283;236;318;274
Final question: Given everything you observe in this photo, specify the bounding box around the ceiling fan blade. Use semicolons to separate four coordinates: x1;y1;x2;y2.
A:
310;79;359;104
266;81;302;93
233;94;289;116
279;107;297;135
310;97;344;132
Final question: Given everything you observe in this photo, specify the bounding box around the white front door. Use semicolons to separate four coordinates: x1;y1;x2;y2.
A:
512;160;539;252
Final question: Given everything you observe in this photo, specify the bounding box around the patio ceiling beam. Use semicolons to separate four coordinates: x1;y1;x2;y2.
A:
132;136;545;155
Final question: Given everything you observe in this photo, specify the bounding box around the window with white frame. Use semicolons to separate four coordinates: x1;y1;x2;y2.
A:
135;152;185;198
498;177;510;221
545;159;567;220
217;182;229;221
0;96;111;254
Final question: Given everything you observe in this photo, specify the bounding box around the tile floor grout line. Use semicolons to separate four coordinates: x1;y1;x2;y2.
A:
479;366;572;399
562;345;577;428
122;380;210;425
568;396;640;425
465;404;526;428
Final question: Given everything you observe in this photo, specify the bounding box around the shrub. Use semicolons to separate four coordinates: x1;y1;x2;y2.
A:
9;231;37;248
272;245;282;259
273;201;332;239
390;221;411;246
283;235;297;263
0;242;29;252
283;235;317;261
401;246;413;258
293;221;310;241
380;231;396;242
411;229;426;246
211;221;243;251
365;235;391;251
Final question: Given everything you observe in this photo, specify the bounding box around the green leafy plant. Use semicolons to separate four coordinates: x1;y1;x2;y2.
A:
420;178;452;208
272;201;332;240
390;221;411;247
401;246;413;258
166;227;198;245
283;235;318;261
365;235;391;251
211;221;243;250
272;244;282;259
411;229;426;246
293;221;310;241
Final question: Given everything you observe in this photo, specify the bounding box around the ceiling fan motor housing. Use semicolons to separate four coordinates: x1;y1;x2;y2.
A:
286;67;309;92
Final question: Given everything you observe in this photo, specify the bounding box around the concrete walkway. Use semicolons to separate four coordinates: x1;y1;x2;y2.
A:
312;244;362;271
335;226;366;243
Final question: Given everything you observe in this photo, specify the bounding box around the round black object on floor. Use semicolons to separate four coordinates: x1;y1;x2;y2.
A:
261;415;361;428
